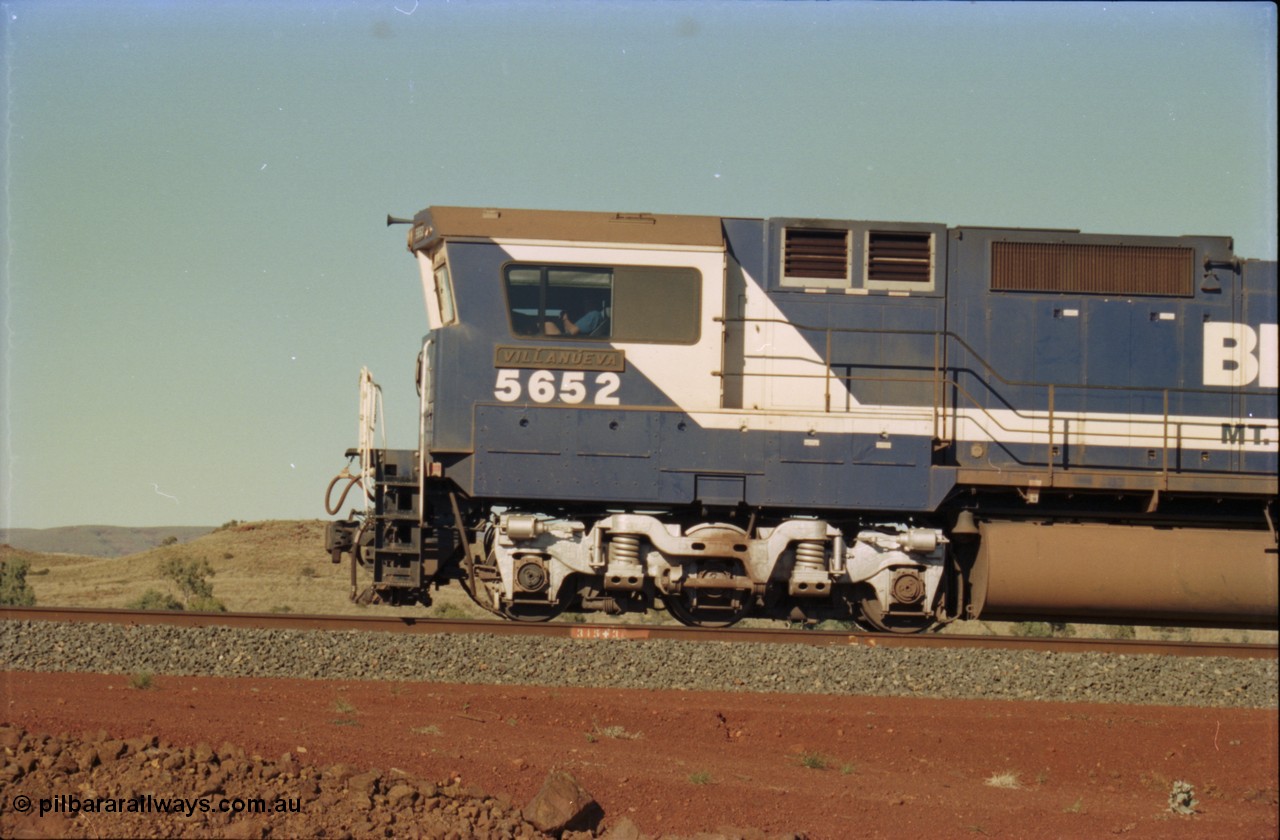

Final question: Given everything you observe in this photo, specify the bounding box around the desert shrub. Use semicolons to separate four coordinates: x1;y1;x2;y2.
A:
798;752;830;770
1012;622;1076;638
0;558;37;606
148;557;227;610
128;589;184;611
158;557;216;603
186;595;228;613
1011;622;1052;638
1151;625;1192;641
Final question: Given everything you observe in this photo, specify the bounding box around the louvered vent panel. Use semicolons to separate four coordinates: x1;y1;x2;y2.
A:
867;231;933;283
991;242;1194;296
784;228;849;281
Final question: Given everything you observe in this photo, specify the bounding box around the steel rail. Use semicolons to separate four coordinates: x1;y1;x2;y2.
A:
3;606;1274;660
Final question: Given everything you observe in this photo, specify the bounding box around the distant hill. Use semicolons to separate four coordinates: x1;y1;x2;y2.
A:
0;525;215;558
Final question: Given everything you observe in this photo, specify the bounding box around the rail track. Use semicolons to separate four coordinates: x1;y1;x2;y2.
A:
3;605;1274;660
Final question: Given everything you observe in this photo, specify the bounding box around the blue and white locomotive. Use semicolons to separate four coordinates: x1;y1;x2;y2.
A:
325;205;1278;631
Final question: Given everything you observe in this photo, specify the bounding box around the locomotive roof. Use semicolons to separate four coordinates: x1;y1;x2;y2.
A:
407;205;1257;265
411;205;725;249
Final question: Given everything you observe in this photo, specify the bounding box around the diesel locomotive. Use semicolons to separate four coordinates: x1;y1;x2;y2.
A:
325;205;1278;631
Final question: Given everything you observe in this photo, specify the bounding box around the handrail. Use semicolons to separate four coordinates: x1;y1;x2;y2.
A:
715;315;1265;398
714;315;1276;480
1047;384;1055;483
713;367;1234;449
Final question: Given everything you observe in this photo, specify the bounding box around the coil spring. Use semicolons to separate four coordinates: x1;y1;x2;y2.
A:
794;539;825;570
610;534;642;566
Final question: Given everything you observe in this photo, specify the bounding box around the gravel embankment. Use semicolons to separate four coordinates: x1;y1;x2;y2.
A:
2;621;1274;708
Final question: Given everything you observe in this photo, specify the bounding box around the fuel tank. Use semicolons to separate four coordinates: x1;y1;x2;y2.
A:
970;521;1278;628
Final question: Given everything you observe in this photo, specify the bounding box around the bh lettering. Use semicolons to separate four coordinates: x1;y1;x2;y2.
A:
1203;322;1278;388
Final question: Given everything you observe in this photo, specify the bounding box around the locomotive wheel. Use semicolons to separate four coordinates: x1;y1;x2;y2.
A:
459;576;565;622
857;597;935;634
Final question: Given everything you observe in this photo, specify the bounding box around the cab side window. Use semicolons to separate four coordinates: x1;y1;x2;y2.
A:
504;264;700;343
505;267;612;339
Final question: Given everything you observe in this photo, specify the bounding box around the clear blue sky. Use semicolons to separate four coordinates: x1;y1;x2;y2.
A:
2;1;1275;529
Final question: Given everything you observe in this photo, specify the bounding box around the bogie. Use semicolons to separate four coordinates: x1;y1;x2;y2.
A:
439;509;949;630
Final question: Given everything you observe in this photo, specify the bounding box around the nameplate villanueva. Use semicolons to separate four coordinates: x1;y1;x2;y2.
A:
494;345;626;372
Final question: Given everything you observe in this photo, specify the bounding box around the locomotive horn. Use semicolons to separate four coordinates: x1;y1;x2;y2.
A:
1203;256;1242;273
951;510;980;538
386;214;413;227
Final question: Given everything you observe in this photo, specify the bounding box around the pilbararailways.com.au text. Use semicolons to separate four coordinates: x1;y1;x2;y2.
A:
25;793;302;818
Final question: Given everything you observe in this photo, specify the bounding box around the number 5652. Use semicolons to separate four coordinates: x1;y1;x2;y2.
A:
493;369;621;405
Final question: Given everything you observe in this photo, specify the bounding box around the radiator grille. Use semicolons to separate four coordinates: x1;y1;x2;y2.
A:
991;241;1194;296
867;230;933;283
783;228;849;282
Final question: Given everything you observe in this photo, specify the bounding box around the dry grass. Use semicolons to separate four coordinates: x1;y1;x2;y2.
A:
128;670;155;690
588;722;642;741
14;520;487;619
984;771;1022;790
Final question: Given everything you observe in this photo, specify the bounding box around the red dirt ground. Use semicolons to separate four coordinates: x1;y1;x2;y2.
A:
2;670;1277;838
